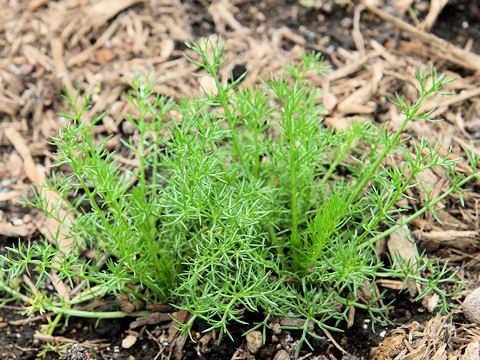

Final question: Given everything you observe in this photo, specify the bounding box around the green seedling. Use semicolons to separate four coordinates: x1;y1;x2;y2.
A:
1;36;477;357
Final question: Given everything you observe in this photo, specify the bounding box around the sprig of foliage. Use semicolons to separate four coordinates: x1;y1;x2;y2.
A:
1;36;477;357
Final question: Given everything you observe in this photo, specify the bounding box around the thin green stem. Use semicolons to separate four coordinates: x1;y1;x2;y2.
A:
290;135;299;250
349;93;426;203
357;165;417;244
138;116;147;192
359;172;478;249
0;279;150;319
320;134;355;186
215;78;246;171
48;314;63;335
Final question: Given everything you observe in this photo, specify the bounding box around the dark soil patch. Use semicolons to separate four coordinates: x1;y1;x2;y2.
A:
432;0;480;53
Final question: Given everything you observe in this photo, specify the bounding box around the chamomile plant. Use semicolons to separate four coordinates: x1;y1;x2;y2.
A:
1;36;477;356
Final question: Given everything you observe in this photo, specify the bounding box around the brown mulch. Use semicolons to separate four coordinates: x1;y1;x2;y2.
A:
1;0;480;359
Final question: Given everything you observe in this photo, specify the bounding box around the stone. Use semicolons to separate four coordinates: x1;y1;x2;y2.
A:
463;287;480;323
273;349;290;360
121;334;137;349
246;330;263;354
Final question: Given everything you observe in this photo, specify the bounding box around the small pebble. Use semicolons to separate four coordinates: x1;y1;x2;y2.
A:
273;349;290;360
463;287;480;323
122;334;137;349
1;179;12;187
271;322;281;335
122;121;136;135
340;17;353;29
59;344;104;360
159;334;169;347
12;218;23;226
246;330;263;354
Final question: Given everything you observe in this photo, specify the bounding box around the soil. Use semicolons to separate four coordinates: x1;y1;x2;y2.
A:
1;0;480;359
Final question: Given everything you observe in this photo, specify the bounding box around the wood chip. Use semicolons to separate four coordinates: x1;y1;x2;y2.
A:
364;2;480;71
387;220;419;297
413;230;479;251
129;312;171;329
0;223;34;238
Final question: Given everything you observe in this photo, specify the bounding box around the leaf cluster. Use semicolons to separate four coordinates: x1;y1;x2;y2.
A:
1;36;477;356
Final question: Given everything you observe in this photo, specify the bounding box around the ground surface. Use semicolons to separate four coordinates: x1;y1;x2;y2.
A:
1;0;480;359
